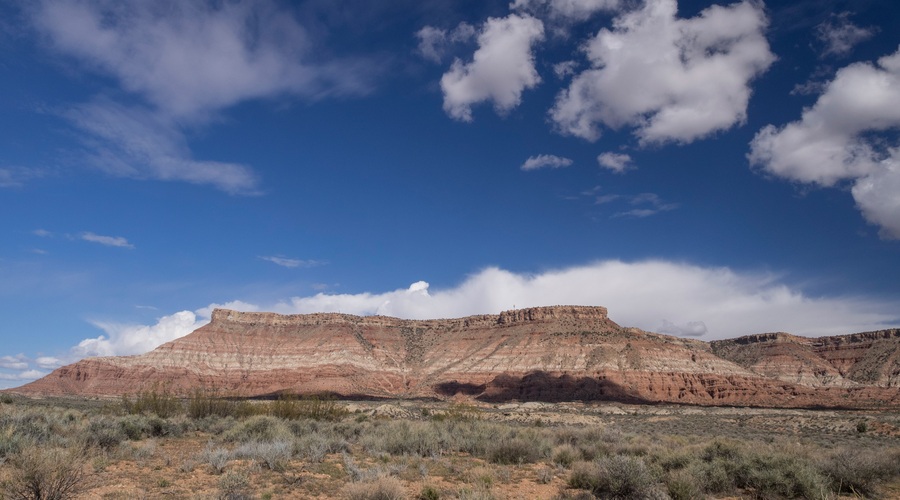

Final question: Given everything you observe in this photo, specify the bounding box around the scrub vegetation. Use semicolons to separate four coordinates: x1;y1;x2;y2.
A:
0;392;899;499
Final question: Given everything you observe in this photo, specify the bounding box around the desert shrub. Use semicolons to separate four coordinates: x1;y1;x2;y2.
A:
487;437;539;465
567;455;659;498
552;490;594;500
430;402;481;422
200;444;231;474
3;446;89;500
221;415;292;443
342;476;406;500
187;389;236;419
126;439;157;461
2;411;56;445
121;386;181;418
218;470;250;499
294;431;349;462
455;486;496;500
536;466;555;484
665;469;703;500
741;452;828;499
361;420;446;458
85;418;127;450
552;444;581;467
820;447;899;497
233;440;292;471
192;414;238;435
118;414;151;440
0;393;13;404
269;393;347;421
418;484;441;500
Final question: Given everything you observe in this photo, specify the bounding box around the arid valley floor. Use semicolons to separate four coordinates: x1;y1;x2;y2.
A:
2;394;899;499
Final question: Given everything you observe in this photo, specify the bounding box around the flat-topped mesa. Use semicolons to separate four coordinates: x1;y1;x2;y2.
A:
816;328;900;347
209;305;612;330
712;332;805;347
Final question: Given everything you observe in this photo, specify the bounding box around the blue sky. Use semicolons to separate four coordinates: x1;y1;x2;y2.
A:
2;0;899;387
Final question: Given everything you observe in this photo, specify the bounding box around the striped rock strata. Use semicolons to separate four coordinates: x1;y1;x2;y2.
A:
12;306;900;408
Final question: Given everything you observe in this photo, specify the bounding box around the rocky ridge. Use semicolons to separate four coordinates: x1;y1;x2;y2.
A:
11;306;900;408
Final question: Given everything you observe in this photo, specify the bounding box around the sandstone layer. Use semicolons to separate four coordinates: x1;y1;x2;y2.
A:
11;306;900;408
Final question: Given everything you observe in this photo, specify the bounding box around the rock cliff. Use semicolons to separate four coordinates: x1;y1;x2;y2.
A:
11;306;900;408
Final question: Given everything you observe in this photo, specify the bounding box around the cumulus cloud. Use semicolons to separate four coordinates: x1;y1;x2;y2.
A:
553;60;578;79
749;47;900;238
35;356;64;369
657;319;708;337
415;23;476;63
75;310;209;358
551;0;774;144
259;256;325;268
511;0;620;22
0;370;47;382
65;99;260;194
0;355;29;370
521;154;573;171
268;261;898;339
816;12;876;58
441;14;545;121
597;152;632;173
32;0;369;120
80;231;134;249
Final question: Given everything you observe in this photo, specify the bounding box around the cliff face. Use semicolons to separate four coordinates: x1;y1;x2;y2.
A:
12;306;900;409
711;329;900;389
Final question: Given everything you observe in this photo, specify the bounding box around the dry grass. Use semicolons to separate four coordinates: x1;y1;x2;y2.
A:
0;397;898;499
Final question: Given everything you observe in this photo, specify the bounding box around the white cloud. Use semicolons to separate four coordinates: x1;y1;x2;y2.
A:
441;14;545;122
32;229;52;237
75;310;209;358
34;356;64;369
268;261;899;339
597;152;632;173
416;23;476;63
657;319;708;337
511;0;620;21
32;0;369;120
65;99;260;194
30;0;372;194
259;256;325;268
0;354;29;370
80;231;134;249
851;152;900;239
749;47;900;238
551;0;774;144
816;12;876;58
521;154;573;171
0;369;47;382
553;60;578;79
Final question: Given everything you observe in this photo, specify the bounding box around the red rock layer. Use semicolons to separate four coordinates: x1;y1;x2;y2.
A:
11;306;900;408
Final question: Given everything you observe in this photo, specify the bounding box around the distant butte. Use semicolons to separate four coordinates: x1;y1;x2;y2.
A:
9;306;900;409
